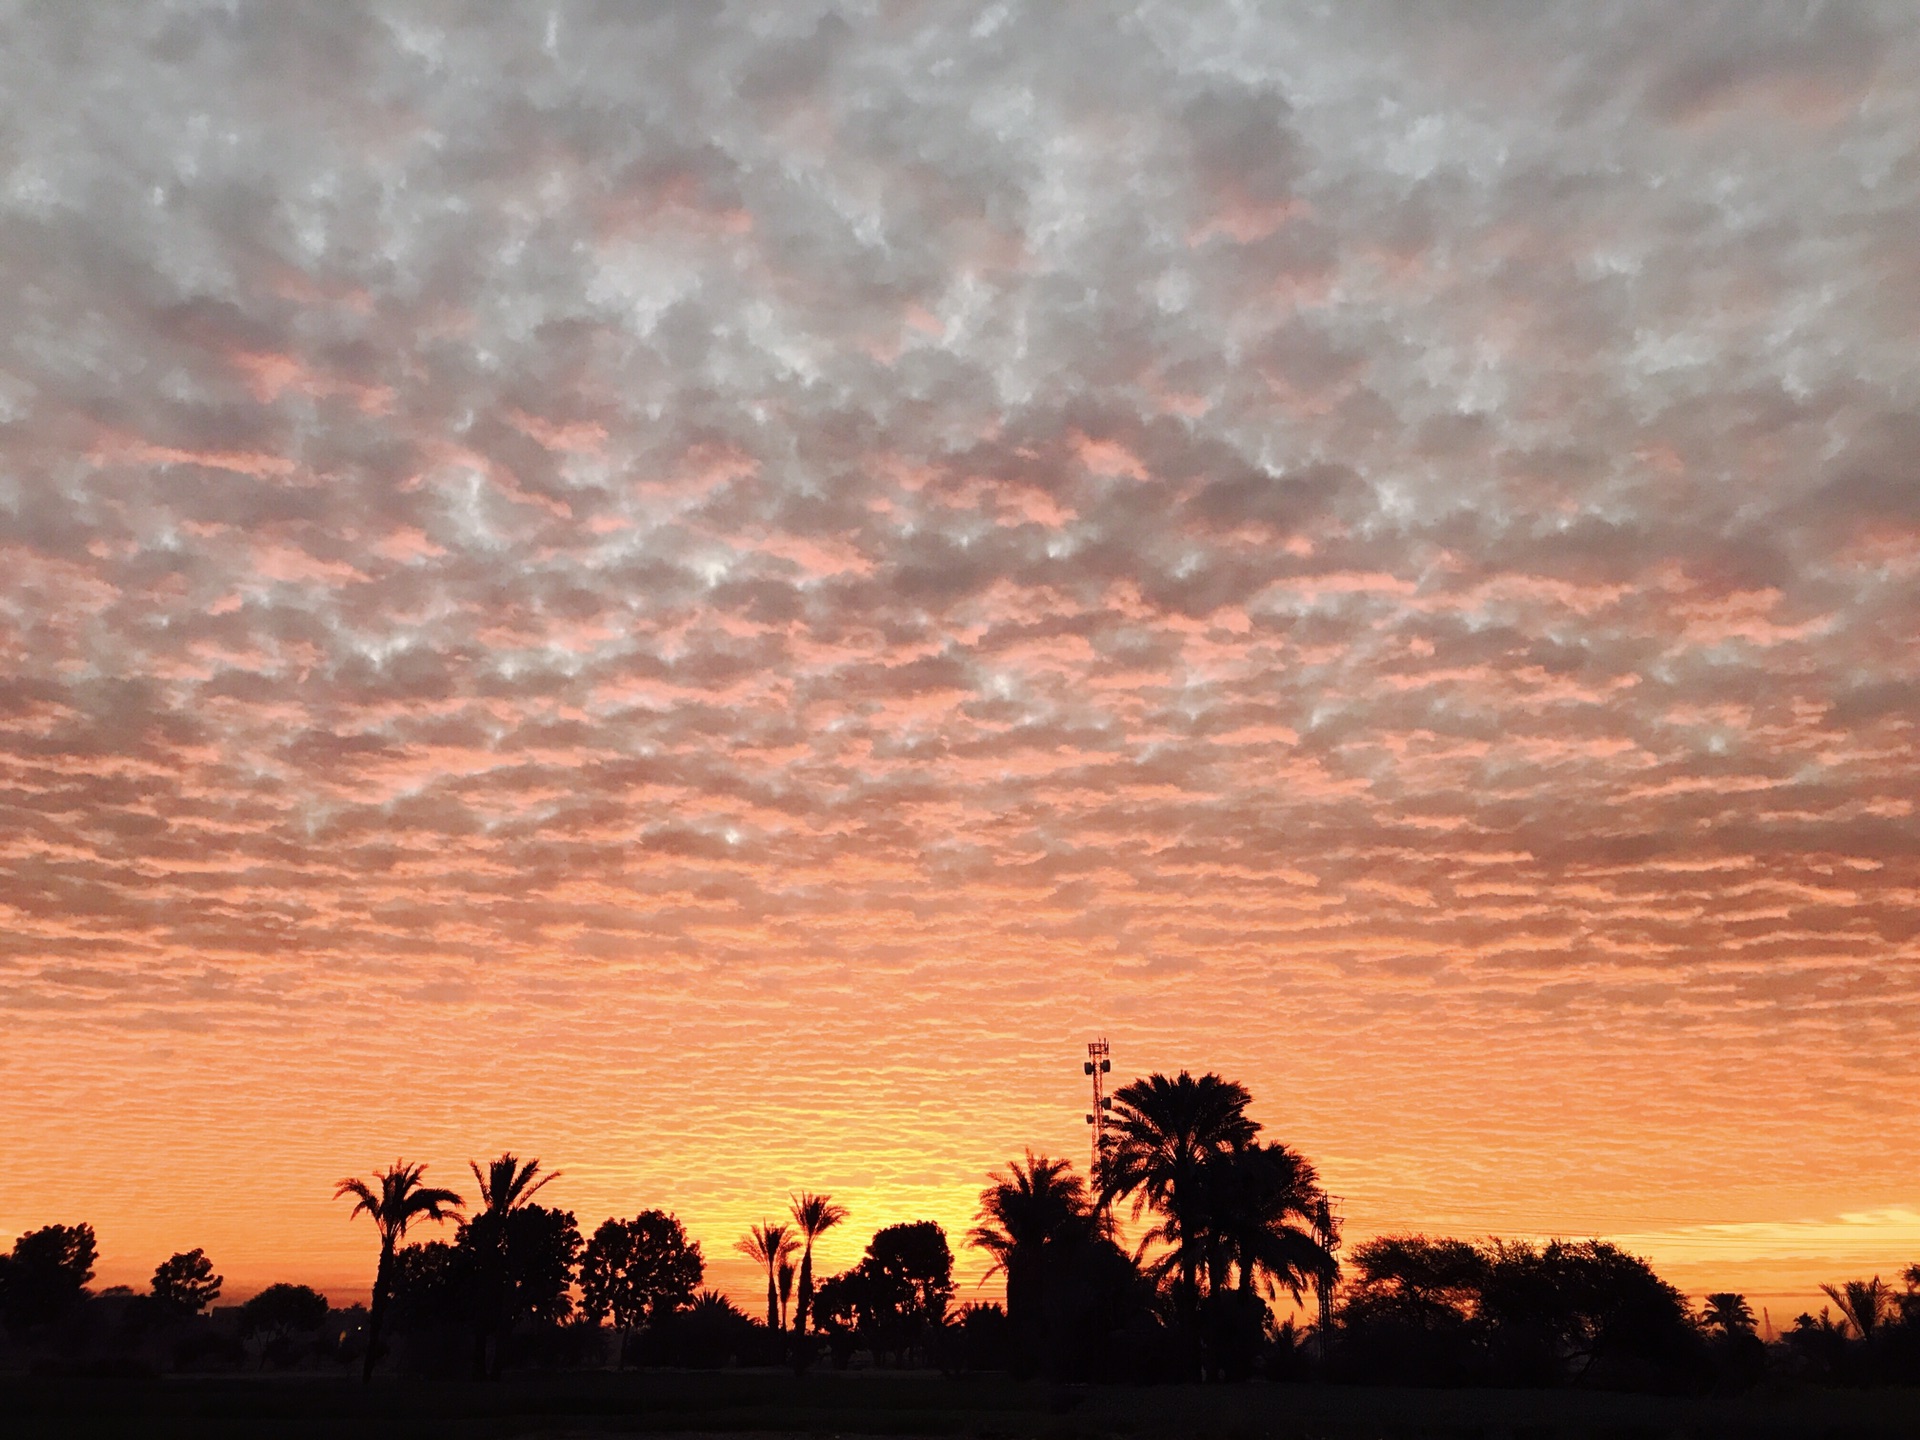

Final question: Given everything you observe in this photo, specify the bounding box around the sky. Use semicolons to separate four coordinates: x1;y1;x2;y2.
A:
1;1;1918;1324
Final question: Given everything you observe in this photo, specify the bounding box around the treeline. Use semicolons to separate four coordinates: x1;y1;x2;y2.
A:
0;1070;1909;1389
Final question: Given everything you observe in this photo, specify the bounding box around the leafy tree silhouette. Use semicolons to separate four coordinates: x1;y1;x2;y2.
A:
736;1222;799;1332
0;1223;97;1336
239;1282;329;1368
788;1192;848;1335
151;1248;223;1315
864;1220;955;1365
580;1210;703;1361
336;1160;463;1382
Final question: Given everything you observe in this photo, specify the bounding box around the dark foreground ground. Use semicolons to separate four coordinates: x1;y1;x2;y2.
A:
8;1370;1920;1440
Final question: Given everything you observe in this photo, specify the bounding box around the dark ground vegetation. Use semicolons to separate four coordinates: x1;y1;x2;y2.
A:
9;1369;1920;1440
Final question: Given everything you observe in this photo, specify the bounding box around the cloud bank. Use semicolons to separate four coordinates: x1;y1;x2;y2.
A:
0;1;1916;1302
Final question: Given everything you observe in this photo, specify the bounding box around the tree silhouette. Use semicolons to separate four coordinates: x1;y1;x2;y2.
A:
151;1248;223;1315
469;1153;558;1214
1821;1276;1893;1341
239;1282;330;1368
464;1153;563;1378
336;1160;463;1382
0;1223;97;1335
1196;1142;1331;1300
1101;1071;1258;1320
1702;1291;1756;1337
968;1152;1091;1359
864;1220;955;1364
736;1222;799;1332
789;1192;848;1335
580;1210;704;1352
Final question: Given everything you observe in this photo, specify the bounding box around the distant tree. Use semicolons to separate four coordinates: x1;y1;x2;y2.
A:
497;1205;581;1326
1480;1239;1698;1385
789;1192;848;1335
1101;1071;1258;1326
737;1222;800;1332
811;1223;957;1369
387;1240;472;1332
1822;1276;1894;1342
336;1160;463;1382
1786;1306;1852;1380
1339;1235;1699;1389
863;1220;955;1364
969;1152;1091;1364
812;1266;869;1366
239;1282;330;1366
778;1256;796;1330
1335;1234;1492;1386
469;1153;558;1215
463;1153;566;1378
1702;1292;1755;1337
644;1288;754;1369
151;1248;223;1315
579;1211;704;1349
1700;1291;1765;1387
0;1223;97;1334
1196;1143;1332;1301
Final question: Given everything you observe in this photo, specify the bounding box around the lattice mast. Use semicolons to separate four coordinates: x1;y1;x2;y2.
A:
1083;1038;1113;1189
1312;1193;1342;1356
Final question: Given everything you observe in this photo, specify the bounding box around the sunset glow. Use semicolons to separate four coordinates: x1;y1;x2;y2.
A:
2;4;1917;1330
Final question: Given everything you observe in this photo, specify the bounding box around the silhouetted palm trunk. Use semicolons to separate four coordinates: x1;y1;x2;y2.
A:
795;1245;814;1333
361;1240;395;1383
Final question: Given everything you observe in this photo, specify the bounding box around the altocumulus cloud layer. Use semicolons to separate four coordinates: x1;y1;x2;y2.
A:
2;1;1919;1302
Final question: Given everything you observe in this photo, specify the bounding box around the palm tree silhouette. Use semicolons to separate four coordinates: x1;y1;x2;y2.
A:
470;1152;558;1214
968;1152;1090;1348
465;1153;560;1377
1702;1292;1756;1337
737;1222;799;1332
1197;1142;1331;1299
335;1159;463;1382
1101;1071;1258;1317
788;1193;849;1335
1821;1277;1893;1341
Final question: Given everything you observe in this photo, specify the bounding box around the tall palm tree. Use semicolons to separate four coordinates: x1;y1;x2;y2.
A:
336;1160;463;1382
465;1153;559;1378
968;1152;1091;1347
1100;1071;1259;1318
788;1192;849;1334
737;1222;799;1332
1197;1142;1332;1300
470;1152;558;1214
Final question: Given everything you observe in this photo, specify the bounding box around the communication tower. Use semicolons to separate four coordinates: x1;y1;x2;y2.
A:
1312;1193;1342;1358
1083;1038;1113;1186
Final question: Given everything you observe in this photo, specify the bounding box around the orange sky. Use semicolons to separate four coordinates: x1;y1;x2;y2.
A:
3;3;1919;1331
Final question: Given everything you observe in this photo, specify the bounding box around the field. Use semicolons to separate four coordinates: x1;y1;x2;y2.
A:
9;1370;1920;1440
